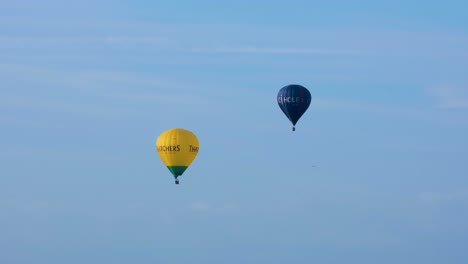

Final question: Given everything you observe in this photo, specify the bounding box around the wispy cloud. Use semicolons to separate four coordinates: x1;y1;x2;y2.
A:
418;191;468;204
188;47;360;55
0;199;51;220
0;63;205;97
312;97;468;126
189;201;239;214
427;86;468;109
313;97;423;116
0;36;169;47
0;63;212;121
190;201;211;212
3;10;468;58
0;63;202;92
0;35;360;56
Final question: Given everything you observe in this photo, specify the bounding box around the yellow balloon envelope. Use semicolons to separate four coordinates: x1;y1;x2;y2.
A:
156;128;199;183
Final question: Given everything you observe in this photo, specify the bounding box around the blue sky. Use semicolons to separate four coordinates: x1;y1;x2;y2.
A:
1;1;468;263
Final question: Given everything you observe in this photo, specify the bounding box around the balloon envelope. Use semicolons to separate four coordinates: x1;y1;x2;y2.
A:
156;128;199;179
277;84;312;130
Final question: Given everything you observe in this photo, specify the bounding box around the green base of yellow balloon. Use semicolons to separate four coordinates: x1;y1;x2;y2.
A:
167;166;188;178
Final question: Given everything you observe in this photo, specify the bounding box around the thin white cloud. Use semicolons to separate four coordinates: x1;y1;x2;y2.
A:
0;199;50;219
418;191;468;205
189;201;239;214
0;63;211;120
1;92;207;121
312;97;468;126
0;35;171;48
427;86;468;109
190;201;211;212
0;35;359;55
3;13;468;58
0;63;194;92
313;97;421;115
0;94;140;118
189;47;360;55
158;210;175;225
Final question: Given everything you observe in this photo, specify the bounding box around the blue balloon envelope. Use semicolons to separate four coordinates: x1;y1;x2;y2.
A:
277;84;312;131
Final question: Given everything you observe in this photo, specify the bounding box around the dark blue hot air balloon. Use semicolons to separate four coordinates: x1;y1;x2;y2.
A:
277;84;312;131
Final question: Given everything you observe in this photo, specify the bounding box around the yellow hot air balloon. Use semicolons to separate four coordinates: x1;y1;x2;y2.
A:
156;128;199;184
